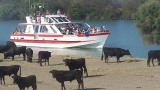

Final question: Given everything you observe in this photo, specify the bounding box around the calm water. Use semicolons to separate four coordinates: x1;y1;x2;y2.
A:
0;20;159;58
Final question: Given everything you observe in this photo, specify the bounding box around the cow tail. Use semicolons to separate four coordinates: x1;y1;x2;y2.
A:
83;60;88;76
101;49;104;61
19;66;21;76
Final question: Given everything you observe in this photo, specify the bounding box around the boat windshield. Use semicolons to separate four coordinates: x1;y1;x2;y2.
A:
46;17;70;23
52;17;69;22
55;22;89;31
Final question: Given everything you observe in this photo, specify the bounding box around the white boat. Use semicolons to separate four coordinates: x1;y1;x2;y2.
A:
10;14;110;48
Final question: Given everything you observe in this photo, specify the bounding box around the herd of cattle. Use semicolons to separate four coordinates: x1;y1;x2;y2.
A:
0;41;160;90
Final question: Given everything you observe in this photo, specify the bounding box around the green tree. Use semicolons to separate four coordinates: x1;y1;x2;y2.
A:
135;0;160;45
0;0;142;20
0;0;21;20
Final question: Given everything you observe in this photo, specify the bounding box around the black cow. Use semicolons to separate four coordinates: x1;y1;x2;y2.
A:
6;41;17;48
49;70;84;90
63;58;88;77
101;47;131;63
12;75;37;90
0;41;17;53
26;48;33;63
4;46;26;60
38;51;51;66
0;46;8;53
0;65;21;85
147;50;160;67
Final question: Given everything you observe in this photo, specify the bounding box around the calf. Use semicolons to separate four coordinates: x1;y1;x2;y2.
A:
101;47;131;63
0;65;21;85
38;51;51;66
49;70;84;90
12;75;37;90
4;46;26;60
147;50;160;67
63;58;88;77
26;48;33;63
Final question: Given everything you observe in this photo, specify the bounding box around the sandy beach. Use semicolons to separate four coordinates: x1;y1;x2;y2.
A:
0;54;160;90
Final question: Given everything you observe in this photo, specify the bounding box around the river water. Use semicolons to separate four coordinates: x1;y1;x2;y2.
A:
0;20;159;58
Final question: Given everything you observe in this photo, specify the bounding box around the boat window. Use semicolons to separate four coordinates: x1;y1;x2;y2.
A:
50;26;57;33
56;17;63;22
51;17;58;23
61;17;69;22
46;17;53;23
40;26;48;33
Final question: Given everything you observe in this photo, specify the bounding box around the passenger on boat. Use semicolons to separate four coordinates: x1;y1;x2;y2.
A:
37;11;41;23
101;26;108;32
45;10;50;15
14;29;20;34
78;29;82;34
31;13;37;23
84;29;89;36
12;30;15;34
65;24;70;31
57;9;61;15
66;30;69;35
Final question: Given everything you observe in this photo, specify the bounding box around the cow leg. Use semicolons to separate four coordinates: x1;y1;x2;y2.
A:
0;77;2;85
38;59;42;66
44;59;46;65
32;85;37;90
105;55;108;63
116;56;120;63
12;56;14;61
0;77;1;85
21;87;25;90
151;59;154;66
83;67;88;77
2;76;5;85
26;57;29;62
76;79;84;89
48;59;49;66
40;60;42;66
23;53;26;60
147;58;151;67
61;82;66;90
157;59;160;65
81;81;84;89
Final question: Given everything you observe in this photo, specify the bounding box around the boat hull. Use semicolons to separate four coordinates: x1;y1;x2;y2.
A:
10;33;109;48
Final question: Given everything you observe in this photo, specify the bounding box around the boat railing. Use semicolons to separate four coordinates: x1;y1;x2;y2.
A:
57;25;109;35
12;28;25;35
27;14;70;24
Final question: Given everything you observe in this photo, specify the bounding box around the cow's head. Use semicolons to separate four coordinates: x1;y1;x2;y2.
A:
123;49;131;56
27;57;32;62
11;75;21;84
4;52;9;59
49;70;58;78
63;59;70;66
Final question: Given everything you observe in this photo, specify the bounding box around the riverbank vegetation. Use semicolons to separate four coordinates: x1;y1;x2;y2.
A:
0;0;145;20
135;0;160;45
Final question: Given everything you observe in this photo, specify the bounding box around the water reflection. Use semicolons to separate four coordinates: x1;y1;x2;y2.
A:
32;47;102;57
